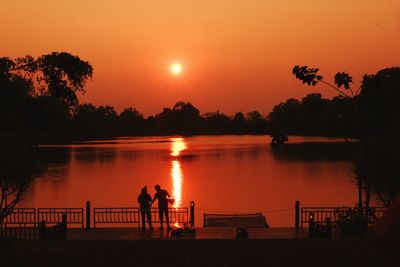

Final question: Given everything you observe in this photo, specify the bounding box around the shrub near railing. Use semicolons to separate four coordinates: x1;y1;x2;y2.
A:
335;208;367;236
38;208;84;228
301;206;387;236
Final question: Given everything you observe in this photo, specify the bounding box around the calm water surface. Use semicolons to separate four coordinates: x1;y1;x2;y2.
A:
20;135;358;227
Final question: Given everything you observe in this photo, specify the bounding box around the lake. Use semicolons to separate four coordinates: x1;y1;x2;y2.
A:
20;135;358;227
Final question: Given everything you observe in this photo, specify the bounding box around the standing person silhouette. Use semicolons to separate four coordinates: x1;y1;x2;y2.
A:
151;184;171;230
137;186;153;231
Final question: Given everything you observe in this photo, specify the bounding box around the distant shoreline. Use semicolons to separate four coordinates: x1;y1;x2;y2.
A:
38;134;358;146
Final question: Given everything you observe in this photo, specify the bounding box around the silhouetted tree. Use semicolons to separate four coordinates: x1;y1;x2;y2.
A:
246;111;266;133
27;96;71;142
354;68;400;208
16;52;93;106
292;65;400;212
153;101;201;135
355;138;400;208
202;111;232;134
358;67;400;135
0;135;43;227
233;112;247;133
172;101;201;134
71;104;118;138
119;107;145;135
1;52;93;143
293;65;354;97
292;65;366;210
268;98;300;135
0;58;33;134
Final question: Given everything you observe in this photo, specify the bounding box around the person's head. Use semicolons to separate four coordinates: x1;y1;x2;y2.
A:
155;184;161;192
141;186;147;194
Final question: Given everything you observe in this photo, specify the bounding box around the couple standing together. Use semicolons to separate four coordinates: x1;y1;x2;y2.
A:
137;184;172;231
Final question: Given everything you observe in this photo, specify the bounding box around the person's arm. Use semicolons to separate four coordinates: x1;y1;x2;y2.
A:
150;193;157;205
166;190;171;198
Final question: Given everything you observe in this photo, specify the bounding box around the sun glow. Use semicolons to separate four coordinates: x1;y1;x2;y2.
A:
170;137;187;209
171;137;187;156
170;63;183;75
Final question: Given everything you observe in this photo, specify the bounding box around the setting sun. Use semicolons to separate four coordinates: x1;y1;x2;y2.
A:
170;63;183;75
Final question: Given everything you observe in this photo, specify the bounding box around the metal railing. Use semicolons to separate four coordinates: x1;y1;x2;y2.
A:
150;207;189;225
0;202;193;239
0;226;38;240
1;208;37;240
37;208;84;229
203;213;268;227
2;208;36;226
93;208;140;228
300;206;387;228
369;207;386;221
93;207;189;228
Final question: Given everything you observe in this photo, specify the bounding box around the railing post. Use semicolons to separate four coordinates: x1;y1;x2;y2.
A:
86;201;91;230
138;208;141;229
62;213;67;239
309;212;315;238
190;201;195;227
295;200;300;229
62;213;67;226
39;221;46;240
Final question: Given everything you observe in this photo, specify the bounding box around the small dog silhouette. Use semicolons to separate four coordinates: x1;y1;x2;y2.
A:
236;227;248;239
171;226;184;240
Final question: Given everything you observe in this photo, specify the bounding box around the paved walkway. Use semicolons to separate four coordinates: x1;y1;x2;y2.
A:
68;227;308;240
1;239;397;267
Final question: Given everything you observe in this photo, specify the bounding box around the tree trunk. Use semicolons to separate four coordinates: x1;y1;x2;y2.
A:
358;176;363;210
365;178;371;227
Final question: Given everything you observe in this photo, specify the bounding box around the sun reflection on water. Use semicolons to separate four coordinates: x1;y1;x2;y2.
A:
171;138;187;156
171;160;183;208
170;138;186;209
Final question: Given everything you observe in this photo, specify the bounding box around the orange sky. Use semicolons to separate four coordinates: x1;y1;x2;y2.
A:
1;0;400;115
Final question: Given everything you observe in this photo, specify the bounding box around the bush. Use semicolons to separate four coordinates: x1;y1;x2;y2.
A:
335;208;368;237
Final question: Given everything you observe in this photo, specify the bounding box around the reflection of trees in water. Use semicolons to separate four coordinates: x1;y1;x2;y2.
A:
271;142;356;162
119;150;140;161
73;148;119;163
249;146;263;159
182;146;267;162
25;168;69;201
0;136;43;220
209;146;265;159
40;147;72;164
21;147;72;202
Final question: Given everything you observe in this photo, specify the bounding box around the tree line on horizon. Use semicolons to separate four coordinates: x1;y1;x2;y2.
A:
71;102;268;139
1;52;399;145
2;83;363;142
71;94;360;140
1;55;362;142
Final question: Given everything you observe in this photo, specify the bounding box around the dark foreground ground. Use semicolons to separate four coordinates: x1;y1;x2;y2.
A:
0;239;398;267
